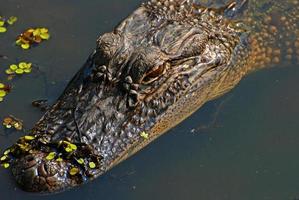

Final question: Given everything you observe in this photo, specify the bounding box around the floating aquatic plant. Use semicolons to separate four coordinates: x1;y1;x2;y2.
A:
0;16;17;33
16;27;50;49
0;83;11;102
46;152;56;160
140;131;149;139
5;62;32;75
69;167;79;176
2;116;23;130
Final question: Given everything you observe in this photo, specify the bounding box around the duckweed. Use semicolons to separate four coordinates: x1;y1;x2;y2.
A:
0;83;11;102
69;167;79;176
2;116;23;130
89;162;96;169
140;131;149;139
0;16;17;34
46;152;56;160
5;62;32;75
16;27;50;49
2;163;10;169
24;135;35;141
76;158;84;165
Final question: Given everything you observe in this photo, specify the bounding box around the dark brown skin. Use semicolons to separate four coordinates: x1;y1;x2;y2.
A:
0;0;298;193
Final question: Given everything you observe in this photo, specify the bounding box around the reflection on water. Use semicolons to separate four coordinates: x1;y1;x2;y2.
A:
0;0;298;199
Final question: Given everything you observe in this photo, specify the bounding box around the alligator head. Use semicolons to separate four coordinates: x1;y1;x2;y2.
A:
2;0;249;193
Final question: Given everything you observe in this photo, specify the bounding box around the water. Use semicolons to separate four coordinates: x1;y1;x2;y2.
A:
0;0;299;199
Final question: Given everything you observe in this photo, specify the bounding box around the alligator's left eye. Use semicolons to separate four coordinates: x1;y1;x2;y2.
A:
141;63;166;84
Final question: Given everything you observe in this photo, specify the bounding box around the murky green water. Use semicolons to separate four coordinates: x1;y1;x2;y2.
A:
0;0;299;199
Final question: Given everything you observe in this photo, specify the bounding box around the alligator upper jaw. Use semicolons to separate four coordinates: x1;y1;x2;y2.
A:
11;151;72;193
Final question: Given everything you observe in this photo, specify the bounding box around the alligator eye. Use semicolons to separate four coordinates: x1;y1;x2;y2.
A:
142;63;167;84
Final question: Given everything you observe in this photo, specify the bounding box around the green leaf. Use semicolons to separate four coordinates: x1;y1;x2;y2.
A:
24;68;32;73
7;16;17;25
18;62;27;69
69;143;77;151
2;163;10;169
40;32;50;40
15;38;22;45
9;64;18;71
25;63;32;69
56;157;63;162
0;20;4;26
21;43;30;50
5;69;15;75
76;158;84;165
65;147;72;152
0;155;7;161
3;149;11;155
0;90;6;97
15;69;24;74
33;29;40;36
46;152;56;160
140;131;149;139
89;162;96;169
0;26;7;33
69;167;79;175
24;135;35;141
0;83;4;89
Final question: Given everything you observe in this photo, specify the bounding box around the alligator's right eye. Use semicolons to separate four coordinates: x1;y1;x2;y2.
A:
141;63;167;84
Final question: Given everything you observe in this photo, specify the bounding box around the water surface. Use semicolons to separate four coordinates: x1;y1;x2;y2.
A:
0;1;299;200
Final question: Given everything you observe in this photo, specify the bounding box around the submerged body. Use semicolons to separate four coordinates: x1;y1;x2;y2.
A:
1;0;298;193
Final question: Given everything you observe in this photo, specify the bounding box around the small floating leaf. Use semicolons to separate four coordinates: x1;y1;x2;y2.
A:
9;64;18;71
46;152;56;160
15;69;24;74
7;16;17;25
69;167;79;175
56;157;63;162
0;155;7;161
15;38;22;45
5;69;14;75
65;147;72;153
69;143;77;151
2;163;10;169
140;131;149;139
13;122;23;130
0;97;3;102
0;20;4;26
89;162;96;169
18;62;27;69
40;28;48;33
3;149;11;155
33;29;40;36
40;32;50;40
24;135;35;141
24;68;32;73
76;158;84;165
0;26;7;33
21;43;30;50
0;83;4;89
0;90;6;97
25;63;32;69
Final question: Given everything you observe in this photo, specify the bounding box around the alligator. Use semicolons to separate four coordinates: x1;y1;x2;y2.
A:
1;0;298;193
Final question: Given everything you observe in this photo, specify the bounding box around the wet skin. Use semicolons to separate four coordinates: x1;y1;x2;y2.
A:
1;0;298;193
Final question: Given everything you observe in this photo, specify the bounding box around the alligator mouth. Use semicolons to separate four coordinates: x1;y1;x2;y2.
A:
1;135;103;193
11;151;71;192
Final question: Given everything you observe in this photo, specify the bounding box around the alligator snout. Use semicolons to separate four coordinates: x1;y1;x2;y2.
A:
11;151;73;192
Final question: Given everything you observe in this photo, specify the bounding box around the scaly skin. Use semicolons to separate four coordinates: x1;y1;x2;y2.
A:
0;0;298;193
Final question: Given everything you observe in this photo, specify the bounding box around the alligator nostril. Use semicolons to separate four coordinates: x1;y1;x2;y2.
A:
21;155;37;169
